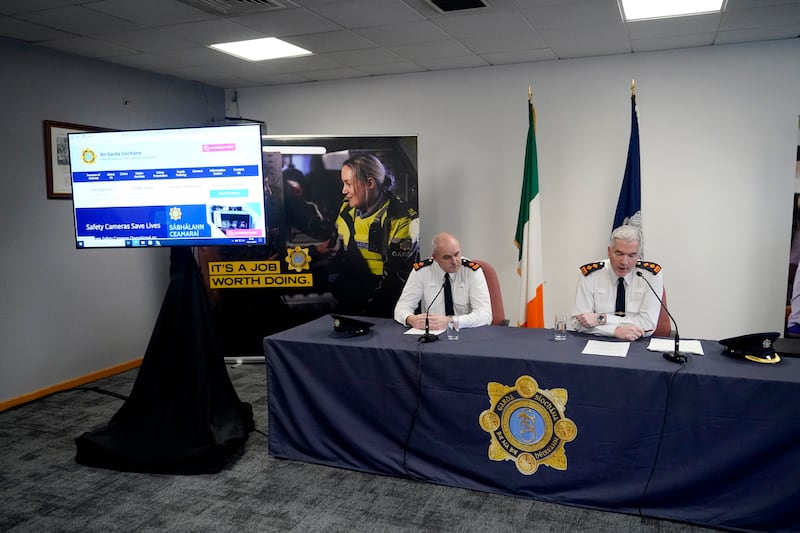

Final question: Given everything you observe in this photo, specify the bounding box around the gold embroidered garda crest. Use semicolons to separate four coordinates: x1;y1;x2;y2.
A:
479;375;577;475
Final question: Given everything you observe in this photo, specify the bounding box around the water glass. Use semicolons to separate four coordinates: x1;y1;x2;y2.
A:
446;316;460;340
554;314;567;341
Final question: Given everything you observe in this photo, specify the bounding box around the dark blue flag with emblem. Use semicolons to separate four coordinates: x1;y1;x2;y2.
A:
612;90;641;231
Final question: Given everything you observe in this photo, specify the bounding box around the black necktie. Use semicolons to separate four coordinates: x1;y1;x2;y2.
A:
443;273;455;316
615;277;625;316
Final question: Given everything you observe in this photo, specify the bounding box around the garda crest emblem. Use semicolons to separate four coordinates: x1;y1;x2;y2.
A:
479;375;577;475
284;245;311;272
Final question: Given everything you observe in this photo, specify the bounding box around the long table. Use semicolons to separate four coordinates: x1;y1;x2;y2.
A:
264;316;800;532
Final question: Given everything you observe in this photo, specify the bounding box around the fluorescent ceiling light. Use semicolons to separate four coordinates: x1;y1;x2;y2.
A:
209;37;311;61
263;146;327;155
620;0;725;21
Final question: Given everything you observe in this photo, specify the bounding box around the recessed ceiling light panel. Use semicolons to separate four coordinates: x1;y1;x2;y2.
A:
209;37;311;61
620;0;725;21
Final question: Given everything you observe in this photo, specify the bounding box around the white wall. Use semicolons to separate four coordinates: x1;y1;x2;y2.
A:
234;39;800;340
0;38;225;403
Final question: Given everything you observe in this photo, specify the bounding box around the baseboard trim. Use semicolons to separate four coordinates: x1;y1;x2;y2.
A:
0;358;142;412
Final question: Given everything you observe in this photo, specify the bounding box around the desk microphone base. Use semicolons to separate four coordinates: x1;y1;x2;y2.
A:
662;351;690;364
419;333;439;343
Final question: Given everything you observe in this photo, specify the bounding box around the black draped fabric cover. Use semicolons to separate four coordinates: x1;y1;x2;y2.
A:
75;248;254;474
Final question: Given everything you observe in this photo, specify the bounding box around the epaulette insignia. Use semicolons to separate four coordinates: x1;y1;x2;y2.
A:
636;260;661;275
413;258;433;271
580;261;605;276
463;258;481;271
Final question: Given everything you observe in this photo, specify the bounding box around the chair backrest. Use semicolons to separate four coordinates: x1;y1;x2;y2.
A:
653;287;671;337
473;259;508;326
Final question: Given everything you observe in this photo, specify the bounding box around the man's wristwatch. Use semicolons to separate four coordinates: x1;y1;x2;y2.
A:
598;313;606;325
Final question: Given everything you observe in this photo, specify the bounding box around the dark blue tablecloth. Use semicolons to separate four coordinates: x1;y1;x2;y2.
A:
265;316;800;532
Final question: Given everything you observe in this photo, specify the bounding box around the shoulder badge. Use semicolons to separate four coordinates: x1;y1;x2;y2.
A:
463;258;482;271
636;260;662;275
580;261;605;276
413;258;433;270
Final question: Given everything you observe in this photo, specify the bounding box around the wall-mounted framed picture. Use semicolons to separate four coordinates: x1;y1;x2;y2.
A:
44;120;112;199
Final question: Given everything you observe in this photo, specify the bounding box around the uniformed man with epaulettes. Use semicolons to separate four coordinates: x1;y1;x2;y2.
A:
572;224;663;341
394;232;492;331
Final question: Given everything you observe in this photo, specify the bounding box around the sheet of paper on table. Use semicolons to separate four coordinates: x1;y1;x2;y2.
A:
582;340;630;357
405;327;446;335
647;338;705;355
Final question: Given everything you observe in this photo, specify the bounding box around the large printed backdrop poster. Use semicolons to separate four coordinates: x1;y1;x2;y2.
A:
199;135;419;355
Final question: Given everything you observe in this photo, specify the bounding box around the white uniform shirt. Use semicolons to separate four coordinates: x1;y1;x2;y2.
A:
570;260;663;337
394;257;492;329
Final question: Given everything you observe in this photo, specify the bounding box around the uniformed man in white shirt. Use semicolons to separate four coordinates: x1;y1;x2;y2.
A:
572;225;663;341
394;232;492;331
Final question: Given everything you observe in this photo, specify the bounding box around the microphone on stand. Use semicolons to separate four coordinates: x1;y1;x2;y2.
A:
419;277;447;343
636;271;689;364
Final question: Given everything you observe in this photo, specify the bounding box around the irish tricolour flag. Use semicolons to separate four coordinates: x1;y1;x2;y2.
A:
514;96;545;328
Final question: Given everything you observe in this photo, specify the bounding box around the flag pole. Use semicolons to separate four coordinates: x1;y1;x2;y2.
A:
516;84;545;328
631;79;636;96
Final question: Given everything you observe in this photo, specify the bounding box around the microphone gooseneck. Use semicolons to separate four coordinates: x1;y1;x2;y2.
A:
636;271;687;364
419;277;447;343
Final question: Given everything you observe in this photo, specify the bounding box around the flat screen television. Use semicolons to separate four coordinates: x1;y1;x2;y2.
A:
68;124;267;248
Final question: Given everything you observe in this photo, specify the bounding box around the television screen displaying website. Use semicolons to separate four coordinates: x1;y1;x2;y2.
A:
68;124;267;248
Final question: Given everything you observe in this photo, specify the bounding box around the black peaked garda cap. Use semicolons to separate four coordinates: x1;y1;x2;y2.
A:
330;314;375;338
719;332;781;364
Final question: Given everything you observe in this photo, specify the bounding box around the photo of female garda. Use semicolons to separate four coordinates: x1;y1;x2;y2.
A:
316;153;420;318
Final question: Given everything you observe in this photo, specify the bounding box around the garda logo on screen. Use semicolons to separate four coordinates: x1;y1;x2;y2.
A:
479;375;577;475
81;148;97;164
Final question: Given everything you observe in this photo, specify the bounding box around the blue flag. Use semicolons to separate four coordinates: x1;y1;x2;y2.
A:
612;94;641;231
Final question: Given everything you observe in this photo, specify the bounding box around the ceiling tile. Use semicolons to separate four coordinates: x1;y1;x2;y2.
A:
16;5;140;36
551;41;631;58
96;28;198;53
286;30;377;53
354;20;451;46
434;10;535;38
715;23;800;44
480;47;558;64
38;36;137;58
721;3;800;30
230;8;341;36
389;39;474;60
159;19;266;44
631;33;716;53
0;16;72;40
358;61;426;76
308;0;423;28
460;31;547;54
414;55;489;69
0;0;79;16
324;46;405;66
86;0;213;26
521;1;622;29
305;66;371;81
538;23;628;47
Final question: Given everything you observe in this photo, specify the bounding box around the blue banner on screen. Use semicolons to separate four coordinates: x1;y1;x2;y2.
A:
68;124;267;249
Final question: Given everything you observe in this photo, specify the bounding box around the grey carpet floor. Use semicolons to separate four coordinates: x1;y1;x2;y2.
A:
0;364;725;533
